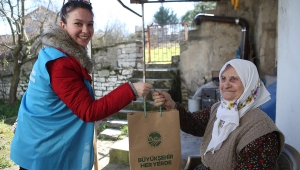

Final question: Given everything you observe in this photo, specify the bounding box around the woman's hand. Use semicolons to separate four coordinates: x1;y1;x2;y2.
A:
132;82;153;97
152;91;176;110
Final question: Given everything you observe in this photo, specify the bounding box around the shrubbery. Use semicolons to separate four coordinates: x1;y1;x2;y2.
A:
0;100;20;123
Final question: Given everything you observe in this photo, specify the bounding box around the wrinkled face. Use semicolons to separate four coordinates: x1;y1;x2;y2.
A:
60;8;94;47
220;65;244;101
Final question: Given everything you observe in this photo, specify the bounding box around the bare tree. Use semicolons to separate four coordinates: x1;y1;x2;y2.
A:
92;17;134;47
0;0;57;105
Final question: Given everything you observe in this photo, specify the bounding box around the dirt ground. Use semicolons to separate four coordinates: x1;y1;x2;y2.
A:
1;139;129;170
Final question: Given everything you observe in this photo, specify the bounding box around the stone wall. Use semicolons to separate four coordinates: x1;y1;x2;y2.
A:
92;41;143;99
0;41;143;101
0;61;34;101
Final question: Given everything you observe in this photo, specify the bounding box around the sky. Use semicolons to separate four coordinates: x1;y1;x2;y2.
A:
90;0;196;33
0;0;197;35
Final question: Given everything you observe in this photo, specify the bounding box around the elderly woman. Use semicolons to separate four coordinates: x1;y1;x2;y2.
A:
152;59;285;170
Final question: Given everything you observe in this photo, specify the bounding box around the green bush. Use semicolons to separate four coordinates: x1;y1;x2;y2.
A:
0;100;20;121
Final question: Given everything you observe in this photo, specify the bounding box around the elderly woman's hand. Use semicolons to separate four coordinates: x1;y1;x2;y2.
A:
152;91;176;110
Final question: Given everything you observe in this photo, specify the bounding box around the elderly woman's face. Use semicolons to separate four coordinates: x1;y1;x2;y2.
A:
220;66;244;101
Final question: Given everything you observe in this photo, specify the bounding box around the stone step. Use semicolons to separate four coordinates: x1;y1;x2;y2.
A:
109;137;130;166
132;68;179;79
128;61;181;114
111;110;139;120
112;108;167;121
95;120;107;134
118;109;142;113
143;63;173;68
99;128;123;141
123;99;157;111
129;78;174;89
136;90;169;101
135;67;179;71
106;119;128;129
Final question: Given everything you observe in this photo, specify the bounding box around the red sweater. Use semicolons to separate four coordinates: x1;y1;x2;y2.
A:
47;56;135;122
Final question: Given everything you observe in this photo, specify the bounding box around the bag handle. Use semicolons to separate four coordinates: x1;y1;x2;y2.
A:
144;88;162;118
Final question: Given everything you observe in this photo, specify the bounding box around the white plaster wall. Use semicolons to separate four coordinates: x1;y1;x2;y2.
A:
180;1;279;99
180;22;240;96
277;0;300;152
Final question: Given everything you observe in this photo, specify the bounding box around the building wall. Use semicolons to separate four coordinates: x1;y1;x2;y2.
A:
179;0;278;99
180;22;240;98
277;0;300;152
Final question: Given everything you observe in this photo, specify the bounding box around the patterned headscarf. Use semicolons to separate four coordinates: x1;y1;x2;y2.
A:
205;59;270;154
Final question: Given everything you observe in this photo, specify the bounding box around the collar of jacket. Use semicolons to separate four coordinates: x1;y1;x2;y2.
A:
41;24;94;74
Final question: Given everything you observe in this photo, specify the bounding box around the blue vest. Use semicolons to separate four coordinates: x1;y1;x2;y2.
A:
10;46;94;170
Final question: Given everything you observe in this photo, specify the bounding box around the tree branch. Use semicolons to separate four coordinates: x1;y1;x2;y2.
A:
0;43;13;50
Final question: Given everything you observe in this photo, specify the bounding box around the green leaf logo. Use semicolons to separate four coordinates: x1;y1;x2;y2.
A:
148;131;162;147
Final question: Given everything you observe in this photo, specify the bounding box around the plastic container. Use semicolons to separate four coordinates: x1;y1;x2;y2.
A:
188;97;201;112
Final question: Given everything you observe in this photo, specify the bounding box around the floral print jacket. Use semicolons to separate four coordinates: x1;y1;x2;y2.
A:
175;103;280;170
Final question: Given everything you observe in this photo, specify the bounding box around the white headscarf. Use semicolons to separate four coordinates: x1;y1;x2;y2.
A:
204;59;271;154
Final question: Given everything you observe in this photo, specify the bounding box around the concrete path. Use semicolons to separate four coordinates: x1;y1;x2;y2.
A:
180;130;202;160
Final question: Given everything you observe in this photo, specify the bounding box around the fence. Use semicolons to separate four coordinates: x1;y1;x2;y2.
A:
145;23;189;63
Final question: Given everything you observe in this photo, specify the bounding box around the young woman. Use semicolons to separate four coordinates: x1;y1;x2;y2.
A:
10;1;152;169
152;59;285;170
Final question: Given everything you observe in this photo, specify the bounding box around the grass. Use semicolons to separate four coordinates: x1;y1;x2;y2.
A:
0;100;20;169
145;44;180;63
0;120;15;169
120;125;128;135
118;125;128;140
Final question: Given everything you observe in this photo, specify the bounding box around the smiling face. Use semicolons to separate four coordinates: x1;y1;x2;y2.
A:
60;8;94;47
220;65;244;101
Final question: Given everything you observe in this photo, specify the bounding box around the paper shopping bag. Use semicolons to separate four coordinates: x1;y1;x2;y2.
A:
127;109;182;170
